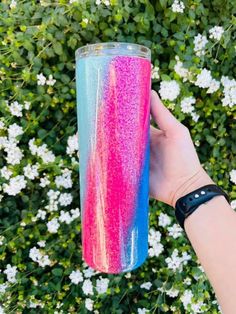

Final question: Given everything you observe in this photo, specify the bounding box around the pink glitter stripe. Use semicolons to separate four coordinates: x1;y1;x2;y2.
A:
82;56;151;273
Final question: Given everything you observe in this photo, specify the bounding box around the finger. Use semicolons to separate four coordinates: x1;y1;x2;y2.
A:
150;124;163;136
150;89;182;133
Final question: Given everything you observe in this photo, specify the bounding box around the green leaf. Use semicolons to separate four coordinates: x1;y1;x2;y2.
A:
53;41;63;55
52;268;63;276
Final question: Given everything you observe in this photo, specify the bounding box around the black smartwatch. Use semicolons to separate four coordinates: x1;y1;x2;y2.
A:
175;184;230;231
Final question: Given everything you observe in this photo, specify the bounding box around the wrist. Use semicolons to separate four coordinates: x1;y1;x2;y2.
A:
171;167;215;208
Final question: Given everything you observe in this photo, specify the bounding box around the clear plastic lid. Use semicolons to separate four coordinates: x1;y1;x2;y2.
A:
75;42;151;60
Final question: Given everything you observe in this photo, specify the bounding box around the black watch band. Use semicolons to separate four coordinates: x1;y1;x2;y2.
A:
175;184;230;231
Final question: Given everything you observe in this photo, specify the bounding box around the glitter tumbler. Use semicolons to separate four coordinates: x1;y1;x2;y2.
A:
75;42;151;274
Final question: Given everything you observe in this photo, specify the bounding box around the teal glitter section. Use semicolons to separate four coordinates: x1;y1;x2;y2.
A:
76;56;112;210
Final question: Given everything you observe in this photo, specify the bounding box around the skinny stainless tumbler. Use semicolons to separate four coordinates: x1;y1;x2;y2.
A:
75;42;151;273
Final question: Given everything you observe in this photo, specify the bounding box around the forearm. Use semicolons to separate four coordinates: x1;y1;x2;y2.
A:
184;195;236;314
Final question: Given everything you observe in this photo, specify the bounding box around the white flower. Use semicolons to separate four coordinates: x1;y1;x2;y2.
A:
231;200;236;210
3;264;17;283
0;167;12;180
195;68;212;88
28;138;38;155
85;298;94;311
8;123;24;139
191;301;205;313
24;101;31;110
37;145;55;163
59;210;73;224
159;80;180;101
0;236;5;246
230;169;236;184
82;279;94;295
0;305;4;314
82;18;89;24
36;209;47;220
37;73;47;86
37;240;46;248
194;68;219;93
70;208;80;220
171;0;185;13
29;300;42;309
10;0;17;9
174;56;191;82
158;213;171;227
167;223;183;239
165;249;183;272
181;251;191;265
0;121;5;130
7;101;23;117
95;277;109;294
40;174;50;187
209;26;224;41
58;193;73;206
166;287;179;297
29;247;51;267
221;76;236;108
125;272;131;278
3;175;26;196
83;267;95;278
165;249;190;273
23;164;39;180
66;133;79;156
151;65;160;80
148;228;164;257
96;0;110;5
194;34;208;56
0;283;8;294
55;169;72;189
180;289;193;310
47;218;60;233
137;308;149;314
180;96;196;114
46;189;60;212
191;111;200;122
46;74;56;86
29;138;56;164
183;277;192;285
4;140;23;165
140;282;152;290
69;270;83;284
207;79;220;94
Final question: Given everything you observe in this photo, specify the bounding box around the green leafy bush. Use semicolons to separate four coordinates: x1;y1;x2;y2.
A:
0;0;235;313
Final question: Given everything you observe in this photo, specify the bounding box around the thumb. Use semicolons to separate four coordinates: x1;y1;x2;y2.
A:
150;89;182;133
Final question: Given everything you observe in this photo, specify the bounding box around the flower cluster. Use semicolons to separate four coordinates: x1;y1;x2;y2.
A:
159;80;180;101
165;249;191;272
36;73;56;86
148;228;164;257
171;0;185;13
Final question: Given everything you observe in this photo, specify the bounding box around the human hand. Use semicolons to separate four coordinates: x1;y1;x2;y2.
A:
149;90;214;208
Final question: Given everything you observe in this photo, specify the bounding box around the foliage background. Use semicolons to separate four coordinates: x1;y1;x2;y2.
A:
0;0;235;313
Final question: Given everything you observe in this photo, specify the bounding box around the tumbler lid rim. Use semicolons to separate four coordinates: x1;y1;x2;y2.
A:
75;42;151;59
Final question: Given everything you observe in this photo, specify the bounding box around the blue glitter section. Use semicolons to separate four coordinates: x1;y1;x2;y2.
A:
122;132;150;271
